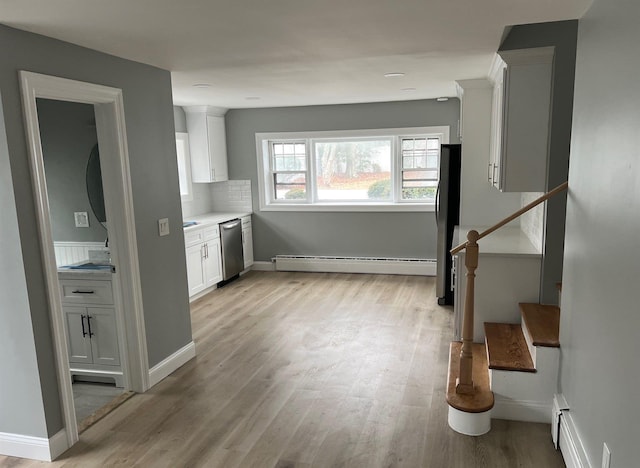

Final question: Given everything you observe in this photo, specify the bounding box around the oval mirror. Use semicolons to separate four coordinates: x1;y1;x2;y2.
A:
86;144;107;228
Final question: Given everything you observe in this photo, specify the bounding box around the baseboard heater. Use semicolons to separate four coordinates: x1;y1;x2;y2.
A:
273;255;436;276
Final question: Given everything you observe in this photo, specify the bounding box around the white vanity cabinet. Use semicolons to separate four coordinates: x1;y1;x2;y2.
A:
184;107;228;183
185;224;222;298
241;215;253;269
488;47;554;192
59;275;123;386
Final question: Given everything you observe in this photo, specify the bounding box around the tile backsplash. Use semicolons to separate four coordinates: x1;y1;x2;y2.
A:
210;180;253;212
521;192;544;251
181;180;253;218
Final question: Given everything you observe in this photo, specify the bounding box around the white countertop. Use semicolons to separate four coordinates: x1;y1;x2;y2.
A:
453;226;541;257
183;211;252;231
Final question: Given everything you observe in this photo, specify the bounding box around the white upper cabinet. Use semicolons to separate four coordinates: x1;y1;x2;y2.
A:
184;107;229;183
488;47;554;192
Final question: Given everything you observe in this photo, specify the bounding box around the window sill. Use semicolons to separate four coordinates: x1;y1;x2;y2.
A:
259;203;435;213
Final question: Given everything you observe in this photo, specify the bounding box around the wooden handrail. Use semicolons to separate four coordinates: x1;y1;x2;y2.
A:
450;180;568;397
451;181;568;255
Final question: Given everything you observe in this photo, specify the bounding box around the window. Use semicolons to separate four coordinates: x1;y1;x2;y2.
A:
176;132;193;202
256;126;449;211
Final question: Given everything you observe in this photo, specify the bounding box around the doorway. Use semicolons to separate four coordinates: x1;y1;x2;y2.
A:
20;71;149;451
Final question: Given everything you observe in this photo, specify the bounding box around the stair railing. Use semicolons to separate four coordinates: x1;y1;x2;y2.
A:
449;181;568;395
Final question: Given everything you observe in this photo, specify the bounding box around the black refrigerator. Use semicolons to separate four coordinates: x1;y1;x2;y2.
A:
436;144;461;305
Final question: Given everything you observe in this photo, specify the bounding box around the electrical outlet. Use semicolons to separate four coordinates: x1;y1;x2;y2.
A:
602;443;611;468
158;218;170;237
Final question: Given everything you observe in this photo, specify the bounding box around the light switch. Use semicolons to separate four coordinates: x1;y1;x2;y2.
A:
158;218;170;236
74;211;89;228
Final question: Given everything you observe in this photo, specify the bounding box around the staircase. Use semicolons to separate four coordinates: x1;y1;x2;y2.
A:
446;302;561;432
485;303;560;422
445;182;568;435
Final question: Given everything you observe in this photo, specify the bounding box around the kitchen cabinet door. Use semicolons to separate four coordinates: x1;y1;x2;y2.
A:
65;306;92;364
185;109;228;183
203;238;222;288
489;47;554;192
88;307;121;367
186;242;206;296
242;225;254;269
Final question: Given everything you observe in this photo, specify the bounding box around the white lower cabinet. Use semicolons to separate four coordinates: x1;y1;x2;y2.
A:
185;224;222;298
64;306;120;367
241;215;253;269
59;275;123;386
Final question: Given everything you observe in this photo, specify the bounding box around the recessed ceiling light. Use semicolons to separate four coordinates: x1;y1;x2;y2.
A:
384;72;405;78
401;87;417;91
245;96;261;100
192;83;212;88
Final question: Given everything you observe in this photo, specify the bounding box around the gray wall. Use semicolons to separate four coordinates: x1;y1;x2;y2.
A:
0;24;192;438
38;99;107;243
225;99;460;261
500;21;578;304
0;91;50;437
561;1;639;466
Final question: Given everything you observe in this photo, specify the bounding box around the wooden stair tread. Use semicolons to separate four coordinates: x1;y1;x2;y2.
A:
484;323;535;372
520;303;560;347
446;341;494;413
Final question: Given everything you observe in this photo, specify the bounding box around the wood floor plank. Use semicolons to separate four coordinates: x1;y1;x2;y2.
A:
0;272;564;468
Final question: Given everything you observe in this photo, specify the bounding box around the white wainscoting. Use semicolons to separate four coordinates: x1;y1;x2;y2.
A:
554;394;592;468
53;241;108;267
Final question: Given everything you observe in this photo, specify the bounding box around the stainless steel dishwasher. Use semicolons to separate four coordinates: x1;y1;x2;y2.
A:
219;219;244;281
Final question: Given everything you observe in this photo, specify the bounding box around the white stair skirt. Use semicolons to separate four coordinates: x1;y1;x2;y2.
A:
448;405;492;436
274;255;436;276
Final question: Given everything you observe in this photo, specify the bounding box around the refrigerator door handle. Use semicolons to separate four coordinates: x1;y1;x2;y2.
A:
434;182;440;224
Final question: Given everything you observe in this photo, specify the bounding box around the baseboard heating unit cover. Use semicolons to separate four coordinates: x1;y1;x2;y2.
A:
273;255;436;276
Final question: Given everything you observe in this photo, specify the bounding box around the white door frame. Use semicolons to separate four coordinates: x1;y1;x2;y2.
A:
19;71;149;449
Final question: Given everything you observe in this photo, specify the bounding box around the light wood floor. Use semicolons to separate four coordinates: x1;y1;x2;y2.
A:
1;271;565;467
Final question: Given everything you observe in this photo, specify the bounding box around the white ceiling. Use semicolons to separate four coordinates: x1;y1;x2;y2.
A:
0;0;591;109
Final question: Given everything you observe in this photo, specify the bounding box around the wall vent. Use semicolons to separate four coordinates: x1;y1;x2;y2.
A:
274;255;436;276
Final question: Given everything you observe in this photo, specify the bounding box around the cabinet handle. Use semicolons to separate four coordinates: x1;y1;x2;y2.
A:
72;290;94;294
87;315;94;337
206;243;209;258
488;162;493;182
492;164;498;185
212;169;216;181
81;314;87;337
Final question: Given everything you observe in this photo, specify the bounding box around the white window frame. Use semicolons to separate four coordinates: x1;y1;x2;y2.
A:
176;132;193;202
256;126;449;212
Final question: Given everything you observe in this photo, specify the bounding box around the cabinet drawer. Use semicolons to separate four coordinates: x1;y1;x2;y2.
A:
185;229;204;247
60;280;113;305
203;225;220;241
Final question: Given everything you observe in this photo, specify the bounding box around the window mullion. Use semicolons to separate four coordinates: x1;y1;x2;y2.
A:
308;138;316;203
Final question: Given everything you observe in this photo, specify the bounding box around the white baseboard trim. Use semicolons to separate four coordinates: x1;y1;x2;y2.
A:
49;429;68;461
0;428;67;461
555;395;592;468
148;341;196;388
188;285;217;303
491;397;551;424
274;255;436;276
251;261;275;271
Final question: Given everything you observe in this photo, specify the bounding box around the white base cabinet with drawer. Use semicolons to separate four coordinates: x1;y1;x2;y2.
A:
185;225;223;298
59;275;123;387
241;215;253;270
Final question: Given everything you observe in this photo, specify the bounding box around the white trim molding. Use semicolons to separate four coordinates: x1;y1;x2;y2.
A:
148;341;196;388
554;394;592;468
0;429;67;462
19;71;149;451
